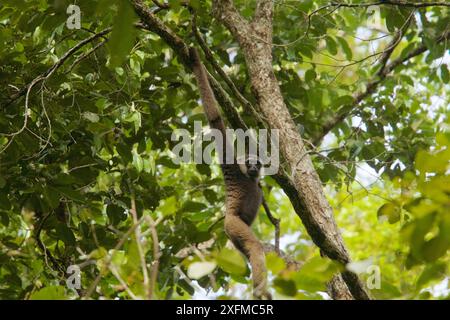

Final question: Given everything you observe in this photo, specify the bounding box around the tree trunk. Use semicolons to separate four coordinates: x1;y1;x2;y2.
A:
212;0;370;300
130;0;370;300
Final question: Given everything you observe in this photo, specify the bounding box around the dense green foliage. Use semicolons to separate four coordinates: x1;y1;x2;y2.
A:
0;0;448;300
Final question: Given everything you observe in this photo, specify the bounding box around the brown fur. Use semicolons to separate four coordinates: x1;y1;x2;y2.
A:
189;48;271;299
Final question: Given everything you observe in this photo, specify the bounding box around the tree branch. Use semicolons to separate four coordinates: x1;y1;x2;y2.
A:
253;0;273;27
327;274;353;300
211;0;250;43
2;28;112;109
329;1;450;8
130;195;150;299
130;1;248;133
262;197;280;255
262;243;301;271
66;39;107;73
313;29;449;145
213;0;370;300
131;0;368;300
375;12;412;78
84;215;146;299
144;215;160;300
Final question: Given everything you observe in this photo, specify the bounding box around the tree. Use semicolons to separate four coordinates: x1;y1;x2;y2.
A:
0;0;448;300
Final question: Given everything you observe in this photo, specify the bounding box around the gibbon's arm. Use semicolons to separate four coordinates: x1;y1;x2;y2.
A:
189;48;230;160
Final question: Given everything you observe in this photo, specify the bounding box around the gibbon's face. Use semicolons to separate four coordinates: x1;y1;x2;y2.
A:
245;158;262;179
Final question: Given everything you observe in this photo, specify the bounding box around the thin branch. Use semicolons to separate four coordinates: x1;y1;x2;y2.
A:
109;264;140;300
384;30;449;73
35;212;65;276
375;15;412;77
130;195;150;299
83;215;146;299
0;28;111;154
262;196;280;255
287;0;447;48
131;0;367;300
3;28;112;109
190;245;218;290
131;0;191;66
313;29;449;145
262;243;302;271
66;39;108;73
150;0;190;11
151;0;169;9
131;0;248;134
328;1;450;9
144;215;160;300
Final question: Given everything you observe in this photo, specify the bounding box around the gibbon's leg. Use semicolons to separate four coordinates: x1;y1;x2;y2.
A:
224;214;272;300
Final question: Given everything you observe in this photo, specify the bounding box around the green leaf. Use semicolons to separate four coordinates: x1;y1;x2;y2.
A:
384;8;404;32
416;262;447;289
0;175;6;189
49;186;85;203
182;201;207;212
107;204;126;225
0;193;11;210
29;286;67;300
132;150;144;173
332;95;353;109
178;279;195;295
305;69;317;83
55;224;76;246
421;234;449;262
108;0;137;68
325;36;338;55
377;202;401;224
215;248;247;276
336;36;352;60
266;252;286;274
440;64;449;83
82;112;100;123
42;187;60;209
273;278;297;296
187;261;217;279
293;256;340;292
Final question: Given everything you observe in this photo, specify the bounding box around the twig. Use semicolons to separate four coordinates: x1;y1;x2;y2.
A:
130;195;150;299
144;215;160;300
35;212;65;276
0;28;112;154
262;243;302;271
3;28;112;109
376;11;414;77
313;29;449;145
83;215;146;299
262;196;280;255
109;264;140;300
328;1;450;9
66;39;108;73
151;0;169;9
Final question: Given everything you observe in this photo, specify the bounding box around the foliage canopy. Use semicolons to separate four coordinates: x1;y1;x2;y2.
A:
0;0;448;300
